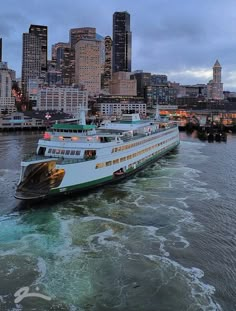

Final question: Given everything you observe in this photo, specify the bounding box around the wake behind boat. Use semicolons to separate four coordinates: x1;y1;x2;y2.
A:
15;110;180;201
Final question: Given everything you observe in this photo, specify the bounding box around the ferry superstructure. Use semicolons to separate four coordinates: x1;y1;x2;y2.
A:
15;113;180;201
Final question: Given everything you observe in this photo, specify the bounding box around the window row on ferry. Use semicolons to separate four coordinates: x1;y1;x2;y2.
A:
97;136;176;169
112;129;176;153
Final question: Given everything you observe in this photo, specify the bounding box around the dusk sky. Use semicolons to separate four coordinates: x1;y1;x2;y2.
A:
1;0;236;90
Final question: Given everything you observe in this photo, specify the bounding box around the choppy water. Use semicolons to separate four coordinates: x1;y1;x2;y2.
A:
0;131;236;311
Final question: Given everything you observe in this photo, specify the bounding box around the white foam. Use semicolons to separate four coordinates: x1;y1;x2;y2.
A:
144;254;222;310
159;236;169;257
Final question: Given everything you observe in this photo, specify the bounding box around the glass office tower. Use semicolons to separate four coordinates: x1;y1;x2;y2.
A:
112;11;132;73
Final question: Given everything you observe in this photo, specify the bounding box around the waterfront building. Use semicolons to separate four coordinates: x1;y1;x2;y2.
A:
36;86;88;115
75;39;103;95
112;11;132;73
110;71;137;96
0;112;44;130
0;62;16;115
207;60;224;100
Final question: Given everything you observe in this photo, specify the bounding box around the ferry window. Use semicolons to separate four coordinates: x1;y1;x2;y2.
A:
61;150;65;155
52;149;55;154
76;150;81;155
38;147;46;156
56;149;60;154
48;149;52;153
106;161;112;166
65;150;70;155
113;159;119;164
120;157;126;162
70;150;75;155
96;163;105;169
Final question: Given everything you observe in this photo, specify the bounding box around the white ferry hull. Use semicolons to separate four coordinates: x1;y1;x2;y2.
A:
15;127;180;201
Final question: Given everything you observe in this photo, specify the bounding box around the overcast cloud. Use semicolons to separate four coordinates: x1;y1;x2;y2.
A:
1;0;236;90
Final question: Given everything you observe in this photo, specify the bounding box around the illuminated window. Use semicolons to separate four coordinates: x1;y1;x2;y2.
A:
96;163;105;169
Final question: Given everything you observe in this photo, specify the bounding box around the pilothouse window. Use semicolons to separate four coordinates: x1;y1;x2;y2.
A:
38;147;46;155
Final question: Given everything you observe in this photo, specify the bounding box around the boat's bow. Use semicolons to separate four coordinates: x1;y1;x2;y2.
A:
15;158;65;200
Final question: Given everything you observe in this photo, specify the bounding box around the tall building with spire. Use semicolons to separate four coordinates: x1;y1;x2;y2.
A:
112;11;132;73
207;60;224;100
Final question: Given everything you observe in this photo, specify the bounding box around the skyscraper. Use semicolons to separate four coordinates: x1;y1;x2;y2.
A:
75;39;102;95
29;24;48;74
21;33;41;96
103;36;112;93
51;42;70;63
70;27;96;48
112;11;132;73
22;25;48;97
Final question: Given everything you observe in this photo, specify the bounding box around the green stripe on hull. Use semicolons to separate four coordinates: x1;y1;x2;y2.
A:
49;141;179;196
50;174;113;194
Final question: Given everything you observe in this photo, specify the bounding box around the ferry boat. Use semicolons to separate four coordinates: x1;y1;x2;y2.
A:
15;110;180;201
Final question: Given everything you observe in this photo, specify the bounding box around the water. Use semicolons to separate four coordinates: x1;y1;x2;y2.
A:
0;131;235;310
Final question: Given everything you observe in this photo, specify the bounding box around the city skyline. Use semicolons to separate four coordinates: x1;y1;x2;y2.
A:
1;0;236;90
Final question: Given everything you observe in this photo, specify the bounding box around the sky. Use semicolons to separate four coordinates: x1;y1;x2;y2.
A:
1;0;236;91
